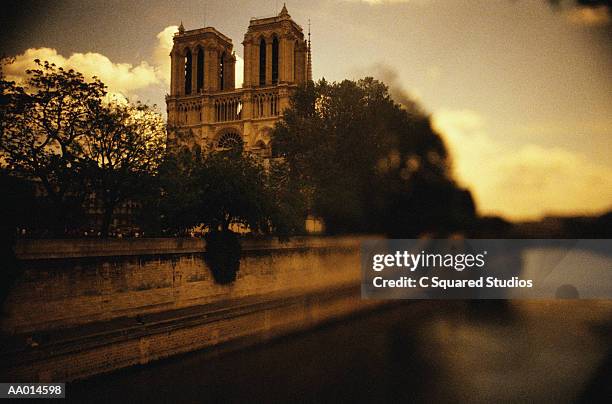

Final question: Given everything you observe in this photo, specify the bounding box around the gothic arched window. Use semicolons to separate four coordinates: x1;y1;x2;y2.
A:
259;37;266;86
217;132;243;152
184;50;192;95
197;48;204;92
272;36;279;84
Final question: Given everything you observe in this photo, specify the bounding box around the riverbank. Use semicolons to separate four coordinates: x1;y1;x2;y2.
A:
66;300;612;403
1;236;384;382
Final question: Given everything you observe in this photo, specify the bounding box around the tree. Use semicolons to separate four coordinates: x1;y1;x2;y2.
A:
1;59;106;232
197;150;272;233
150;145;305;237
82;101;166;235
273;78;475;236
265;158;309;238
1;59;166;236
142;144;204;236
0;170;37;305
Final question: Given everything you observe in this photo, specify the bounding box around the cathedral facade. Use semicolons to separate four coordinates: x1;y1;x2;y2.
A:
166;5;311;156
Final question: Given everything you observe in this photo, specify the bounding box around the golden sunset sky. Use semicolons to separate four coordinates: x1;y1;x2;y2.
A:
2;0;611;221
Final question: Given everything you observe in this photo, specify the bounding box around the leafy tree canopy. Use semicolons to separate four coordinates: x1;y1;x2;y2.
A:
273;78;475;236
0;58;166;236
149;147;305;237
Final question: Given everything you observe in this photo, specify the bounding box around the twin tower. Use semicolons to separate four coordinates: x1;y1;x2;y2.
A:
166;4;312;157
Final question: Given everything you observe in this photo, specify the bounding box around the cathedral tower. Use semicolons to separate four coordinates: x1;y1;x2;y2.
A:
166;5;310;157
242;4;308;88
169;24;236;97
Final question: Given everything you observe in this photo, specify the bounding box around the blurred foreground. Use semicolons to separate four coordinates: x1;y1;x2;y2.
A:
69;300;612;403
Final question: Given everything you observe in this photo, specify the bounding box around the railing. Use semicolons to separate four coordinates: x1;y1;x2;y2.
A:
214;95;242;122
252;90;280;119
172;87;283;123
212;88;280;122
176;101;202;125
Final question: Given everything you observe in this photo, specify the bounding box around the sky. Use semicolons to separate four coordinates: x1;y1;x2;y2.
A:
2;0;611;221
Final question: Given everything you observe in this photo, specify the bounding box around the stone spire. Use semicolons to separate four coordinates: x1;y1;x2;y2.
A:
307;19;312;82
279;3;289;17
178;21;185;34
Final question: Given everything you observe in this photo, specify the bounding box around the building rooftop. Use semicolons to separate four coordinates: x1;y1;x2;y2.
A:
175;26;233;45
248;3;302;32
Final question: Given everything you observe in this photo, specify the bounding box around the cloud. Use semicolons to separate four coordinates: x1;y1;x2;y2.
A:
5;48;160;99
433;109;612;220
5;24;247;112
153;25;178;85
566;5;610;26
5;25;182;100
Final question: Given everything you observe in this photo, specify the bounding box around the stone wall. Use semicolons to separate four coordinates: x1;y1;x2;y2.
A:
1;236;382;382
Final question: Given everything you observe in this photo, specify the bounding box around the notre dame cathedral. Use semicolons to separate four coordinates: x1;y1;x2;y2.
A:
166;4;312;157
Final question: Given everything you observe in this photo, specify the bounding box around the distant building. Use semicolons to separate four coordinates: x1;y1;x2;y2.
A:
166;4;312;157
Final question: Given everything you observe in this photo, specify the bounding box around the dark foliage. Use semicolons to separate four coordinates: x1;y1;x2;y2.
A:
0;58;166;236
273;78;476;236
0;172;30;307
143;146;305;237
204;230;241;284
